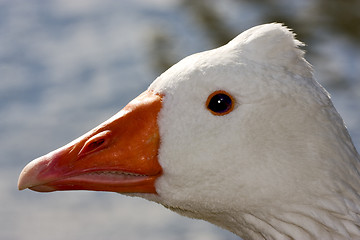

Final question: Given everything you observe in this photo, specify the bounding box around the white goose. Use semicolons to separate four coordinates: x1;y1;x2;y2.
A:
18;23;360;240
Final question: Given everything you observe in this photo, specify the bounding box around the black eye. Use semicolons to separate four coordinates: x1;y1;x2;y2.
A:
206;90;234;116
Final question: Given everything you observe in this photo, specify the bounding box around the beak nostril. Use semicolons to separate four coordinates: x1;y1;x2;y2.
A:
87;139;105;151
78;130;112;157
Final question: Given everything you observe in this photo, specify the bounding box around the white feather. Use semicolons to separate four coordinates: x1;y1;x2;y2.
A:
142;23;360;239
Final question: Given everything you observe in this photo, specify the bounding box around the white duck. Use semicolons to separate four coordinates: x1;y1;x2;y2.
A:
18;23;360;240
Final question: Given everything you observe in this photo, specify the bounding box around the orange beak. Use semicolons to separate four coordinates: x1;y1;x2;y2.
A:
18;90;163;194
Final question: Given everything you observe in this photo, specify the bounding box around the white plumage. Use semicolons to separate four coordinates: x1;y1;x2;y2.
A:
145;23;360;239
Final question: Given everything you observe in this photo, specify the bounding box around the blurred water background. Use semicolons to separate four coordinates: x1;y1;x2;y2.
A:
1;1;360;240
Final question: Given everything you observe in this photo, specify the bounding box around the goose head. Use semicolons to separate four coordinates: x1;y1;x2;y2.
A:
18;23;360;239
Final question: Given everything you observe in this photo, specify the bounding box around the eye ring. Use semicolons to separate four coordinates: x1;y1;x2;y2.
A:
206;90;235;116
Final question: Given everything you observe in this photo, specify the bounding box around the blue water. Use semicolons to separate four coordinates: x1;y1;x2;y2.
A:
1;1;359;240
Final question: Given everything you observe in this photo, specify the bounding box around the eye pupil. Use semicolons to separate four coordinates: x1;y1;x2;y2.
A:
206;91;234;115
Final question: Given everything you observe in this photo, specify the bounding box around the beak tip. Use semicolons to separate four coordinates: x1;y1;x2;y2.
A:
17;185;26;191
18;168;30;191
17;156;45;191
